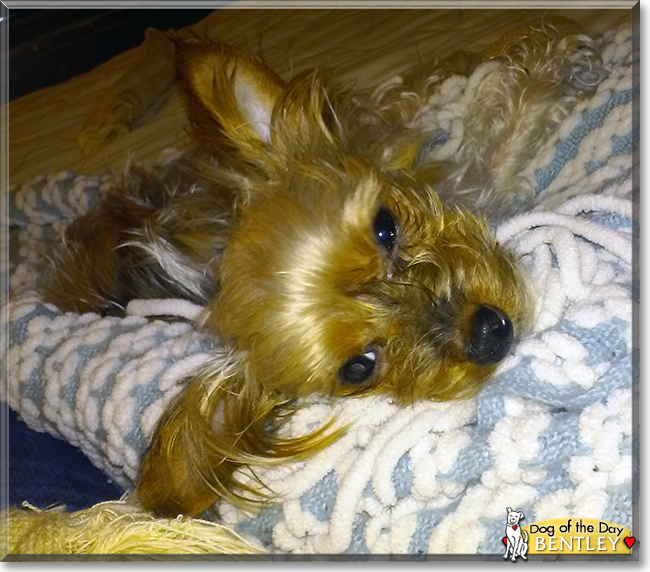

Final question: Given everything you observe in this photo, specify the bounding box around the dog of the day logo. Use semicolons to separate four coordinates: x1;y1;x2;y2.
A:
502;510;635;558
503;507;529;561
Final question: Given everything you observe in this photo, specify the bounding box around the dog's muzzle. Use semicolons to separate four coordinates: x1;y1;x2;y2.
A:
466;305;513;365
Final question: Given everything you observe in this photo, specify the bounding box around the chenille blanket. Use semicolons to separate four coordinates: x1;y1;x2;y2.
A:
4;21;635;554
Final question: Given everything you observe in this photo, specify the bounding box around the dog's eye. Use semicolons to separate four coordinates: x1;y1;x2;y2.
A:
373;207;397;252
338;349;377;385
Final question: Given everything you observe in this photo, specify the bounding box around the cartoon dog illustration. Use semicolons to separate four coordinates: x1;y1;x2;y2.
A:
504;507;528;561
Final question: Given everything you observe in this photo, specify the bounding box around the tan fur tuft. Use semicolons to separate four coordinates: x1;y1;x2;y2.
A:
139;357;345;517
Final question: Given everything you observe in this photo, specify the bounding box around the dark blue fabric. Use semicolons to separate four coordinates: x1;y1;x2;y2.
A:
4;404;124;511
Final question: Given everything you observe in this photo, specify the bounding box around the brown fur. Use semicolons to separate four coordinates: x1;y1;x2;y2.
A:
42;20;604;517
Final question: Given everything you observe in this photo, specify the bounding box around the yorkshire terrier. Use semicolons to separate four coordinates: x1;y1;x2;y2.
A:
42;18;604;518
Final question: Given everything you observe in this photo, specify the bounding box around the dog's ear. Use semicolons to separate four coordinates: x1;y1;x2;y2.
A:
138;367;345;517
137;379;222;517
174;38;285;165
173;39;282;159
174;38;344;174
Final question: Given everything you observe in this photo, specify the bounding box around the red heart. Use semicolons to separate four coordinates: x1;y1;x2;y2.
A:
624;537;636;549
513;525;517;530
503;537;507;545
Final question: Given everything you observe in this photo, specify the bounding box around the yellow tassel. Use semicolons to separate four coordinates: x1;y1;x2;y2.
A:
1;500;264;555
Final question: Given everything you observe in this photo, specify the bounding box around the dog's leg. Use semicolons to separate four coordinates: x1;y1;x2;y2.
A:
504;534;511;559
460;18;605;215
520;532;528;559
42;161;231;316
406;17;607;218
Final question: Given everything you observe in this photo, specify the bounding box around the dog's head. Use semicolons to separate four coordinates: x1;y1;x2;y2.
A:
176;39;532;404
506;507;526;526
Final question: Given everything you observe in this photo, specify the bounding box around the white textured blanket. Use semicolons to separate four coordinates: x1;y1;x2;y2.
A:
5;21;634;554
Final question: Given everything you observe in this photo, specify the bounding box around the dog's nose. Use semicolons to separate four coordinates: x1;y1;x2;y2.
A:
466;306;513;365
